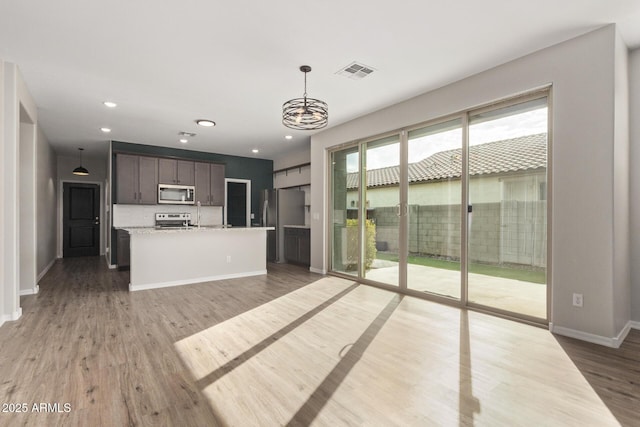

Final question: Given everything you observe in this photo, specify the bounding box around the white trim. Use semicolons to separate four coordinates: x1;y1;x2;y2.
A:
19;286;39;296
630;321;640;330
129;270;267;292
612;322;632;348
105;254;116;269
224;178;252;226
550;322;632;349
1;307;23;325
309;267;326;275
37;258;56;282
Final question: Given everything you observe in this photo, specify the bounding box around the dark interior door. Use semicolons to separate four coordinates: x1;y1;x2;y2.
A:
227;182;247;227
63;183;100;257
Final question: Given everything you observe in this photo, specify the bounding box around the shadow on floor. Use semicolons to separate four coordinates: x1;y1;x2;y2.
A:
555;329;640;427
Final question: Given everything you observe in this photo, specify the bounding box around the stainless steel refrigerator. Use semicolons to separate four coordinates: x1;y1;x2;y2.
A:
260;189;305;262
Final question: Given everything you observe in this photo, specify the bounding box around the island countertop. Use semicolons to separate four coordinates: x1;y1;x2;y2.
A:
121;226;274;235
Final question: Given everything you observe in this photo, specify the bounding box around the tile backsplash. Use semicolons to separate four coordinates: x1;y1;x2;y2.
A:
113;204;223;227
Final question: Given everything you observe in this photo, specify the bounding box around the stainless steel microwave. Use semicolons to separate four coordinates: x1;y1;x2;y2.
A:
158;184;196;205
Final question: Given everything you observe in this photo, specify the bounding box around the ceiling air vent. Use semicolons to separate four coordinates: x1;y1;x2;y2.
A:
336;62;375;80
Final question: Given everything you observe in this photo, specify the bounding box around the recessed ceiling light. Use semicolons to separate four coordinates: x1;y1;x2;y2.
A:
285;135;293;140
196;119;216;127
180;139;188;143
100;127;111;133
252;149;259;153
103;101;117;108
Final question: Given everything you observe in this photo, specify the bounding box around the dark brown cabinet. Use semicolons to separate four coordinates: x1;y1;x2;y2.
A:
116;154;158;204
284;227;310;266
116;229;130;269
194;162;226;206
158;158;195;185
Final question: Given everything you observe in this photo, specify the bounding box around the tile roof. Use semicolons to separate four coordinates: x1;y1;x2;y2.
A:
347;133;546;189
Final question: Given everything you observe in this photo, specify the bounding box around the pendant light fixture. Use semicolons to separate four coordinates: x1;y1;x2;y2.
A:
282;65;328;130
72;148;89;176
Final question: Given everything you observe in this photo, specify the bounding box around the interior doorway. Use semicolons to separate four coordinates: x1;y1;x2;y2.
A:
225;179;251;227
63;183;100;257
19;105;37;294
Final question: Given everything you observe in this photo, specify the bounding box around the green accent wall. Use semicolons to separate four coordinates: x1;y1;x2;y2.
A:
110;140;273;264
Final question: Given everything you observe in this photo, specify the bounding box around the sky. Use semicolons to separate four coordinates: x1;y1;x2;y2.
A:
346;107;548;173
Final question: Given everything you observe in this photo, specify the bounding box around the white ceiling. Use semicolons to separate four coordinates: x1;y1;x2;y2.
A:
1;1;639;161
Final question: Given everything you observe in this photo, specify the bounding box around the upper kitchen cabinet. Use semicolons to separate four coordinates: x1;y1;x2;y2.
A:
194;162;226;206
210;163;225;205
116;154;158;204
158;158;195;185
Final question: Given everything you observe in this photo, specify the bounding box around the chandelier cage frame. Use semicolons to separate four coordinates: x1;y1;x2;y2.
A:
282;65;328;130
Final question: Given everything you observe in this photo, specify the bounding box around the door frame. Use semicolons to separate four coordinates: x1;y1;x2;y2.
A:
224;178;251;227
57;180;104;258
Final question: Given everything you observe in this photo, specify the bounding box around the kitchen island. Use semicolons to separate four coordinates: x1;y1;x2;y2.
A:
122;226;274;291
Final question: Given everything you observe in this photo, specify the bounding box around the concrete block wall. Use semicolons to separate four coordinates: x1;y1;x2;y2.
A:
371;201;546;267
468;203;501;264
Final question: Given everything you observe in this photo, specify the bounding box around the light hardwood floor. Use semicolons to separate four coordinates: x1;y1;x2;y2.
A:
0;257;638;426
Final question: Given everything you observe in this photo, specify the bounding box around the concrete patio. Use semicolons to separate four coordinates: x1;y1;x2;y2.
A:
364;260;547;319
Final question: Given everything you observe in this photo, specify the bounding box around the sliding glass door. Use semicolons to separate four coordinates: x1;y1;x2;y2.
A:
406;119;462;299
331;146;360;277
329;92;549;322
467;97;548;319
361;135;401;287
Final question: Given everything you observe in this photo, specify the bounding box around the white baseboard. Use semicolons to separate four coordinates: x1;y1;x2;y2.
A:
19;286;39;296
612;322;632;348
551;321;633;349
37;258;57;283
309;267;326;275
105;254;117;269
630;321;640;330
129;270;268;292
1;307;23;327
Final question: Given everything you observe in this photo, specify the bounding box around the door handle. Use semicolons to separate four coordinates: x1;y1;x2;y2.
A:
94;221;100;225
263;200;268;226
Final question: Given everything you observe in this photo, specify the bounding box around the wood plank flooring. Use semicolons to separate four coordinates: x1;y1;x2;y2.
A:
0;257;638;426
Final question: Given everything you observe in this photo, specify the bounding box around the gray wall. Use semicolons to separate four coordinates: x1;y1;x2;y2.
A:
19;117;36;294
613;32;631;333
36;127;58;278
311;25;630;343
0;60;6;322
1;60;40;323
630;47;640;324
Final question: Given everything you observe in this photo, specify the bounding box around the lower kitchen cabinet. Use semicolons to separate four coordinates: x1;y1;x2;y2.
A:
284;227;310;266
117;229;130;270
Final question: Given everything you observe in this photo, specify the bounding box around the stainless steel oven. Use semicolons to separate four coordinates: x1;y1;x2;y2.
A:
158;184;195;205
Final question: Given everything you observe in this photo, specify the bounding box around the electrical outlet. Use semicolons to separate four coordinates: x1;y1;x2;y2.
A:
251;213;255;219
226;255;231;263
572;293;583;307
